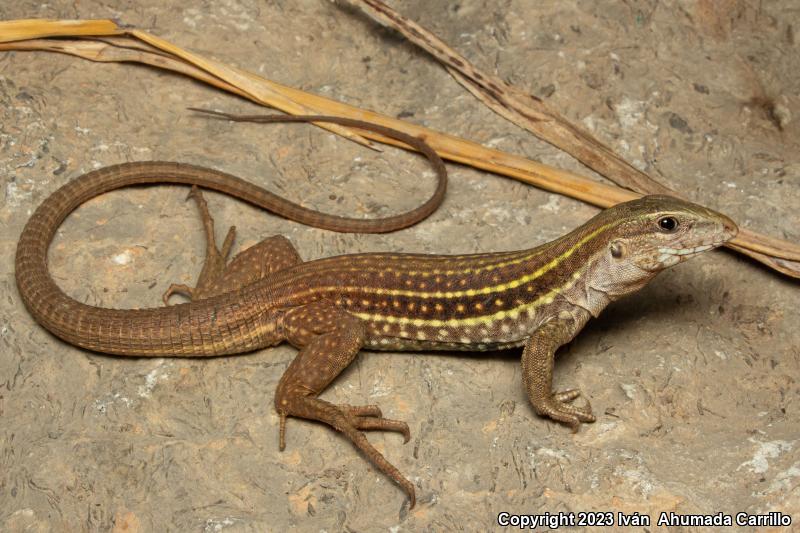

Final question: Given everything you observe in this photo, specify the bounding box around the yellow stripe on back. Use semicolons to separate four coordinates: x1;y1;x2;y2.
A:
337;220;615;300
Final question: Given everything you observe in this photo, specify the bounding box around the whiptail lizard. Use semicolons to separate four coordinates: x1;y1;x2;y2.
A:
15;114;738;508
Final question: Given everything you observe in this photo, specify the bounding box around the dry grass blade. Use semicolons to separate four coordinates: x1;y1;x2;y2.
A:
0;20;374;148
346;0;800;276
129;30;377;150
0;18;798;278
0;22;636;206
351;0;674;196
0;37;255;98
0;19;120;43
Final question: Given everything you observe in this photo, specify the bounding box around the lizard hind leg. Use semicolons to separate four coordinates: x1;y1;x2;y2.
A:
163;186;303;304
276;302;416;507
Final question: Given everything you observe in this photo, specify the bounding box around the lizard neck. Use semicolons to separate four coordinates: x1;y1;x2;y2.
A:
527;212;661;318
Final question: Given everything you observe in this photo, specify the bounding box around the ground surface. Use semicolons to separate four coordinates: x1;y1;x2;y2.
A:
1;1;799;531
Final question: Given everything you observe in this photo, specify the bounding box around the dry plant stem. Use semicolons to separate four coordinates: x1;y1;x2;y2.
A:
0;20;798;277
0;19;119;42
351;0;675;196
128;29;376;149
0;21;375;148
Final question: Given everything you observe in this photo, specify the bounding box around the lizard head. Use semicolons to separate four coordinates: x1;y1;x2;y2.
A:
585;195;738;295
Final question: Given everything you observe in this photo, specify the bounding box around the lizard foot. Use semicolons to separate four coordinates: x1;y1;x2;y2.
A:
163;186;303;306
534;389;595;431
331;403;415;508
278;397;416;508
279;403;411;450
162;185;236;305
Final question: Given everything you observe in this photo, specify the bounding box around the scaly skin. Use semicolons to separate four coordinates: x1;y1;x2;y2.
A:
15;118;737;508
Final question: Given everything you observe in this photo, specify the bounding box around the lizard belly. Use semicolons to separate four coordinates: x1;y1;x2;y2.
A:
365;337;529;352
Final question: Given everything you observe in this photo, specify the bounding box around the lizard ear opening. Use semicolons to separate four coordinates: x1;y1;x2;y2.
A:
610;240;625;259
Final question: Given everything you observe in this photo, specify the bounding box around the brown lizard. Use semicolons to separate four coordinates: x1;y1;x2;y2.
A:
15;114;738;508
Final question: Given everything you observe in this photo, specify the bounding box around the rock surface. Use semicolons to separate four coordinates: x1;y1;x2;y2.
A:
1;1;798;531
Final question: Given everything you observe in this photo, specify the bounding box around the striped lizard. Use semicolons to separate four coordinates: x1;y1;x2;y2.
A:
15;115;737;507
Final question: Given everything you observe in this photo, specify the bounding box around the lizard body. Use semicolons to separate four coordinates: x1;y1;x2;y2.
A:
15;117;737;508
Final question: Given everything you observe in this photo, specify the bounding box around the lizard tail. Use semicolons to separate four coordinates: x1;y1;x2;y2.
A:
15;117;447;356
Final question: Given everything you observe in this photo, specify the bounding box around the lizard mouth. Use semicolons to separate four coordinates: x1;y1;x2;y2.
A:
655;235;732;265
657;224;737;258
657;242;719;257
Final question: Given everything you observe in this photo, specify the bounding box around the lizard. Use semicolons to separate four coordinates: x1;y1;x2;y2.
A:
15;114;738;508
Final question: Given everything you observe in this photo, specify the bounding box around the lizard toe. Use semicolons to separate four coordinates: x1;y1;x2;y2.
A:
349;414;411;442
162;283;194;305
553;389;582;403
535;392;596;430
341;404;383;418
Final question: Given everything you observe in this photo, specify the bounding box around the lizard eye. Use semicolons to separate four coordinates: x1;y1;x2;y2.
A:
657;216;679;232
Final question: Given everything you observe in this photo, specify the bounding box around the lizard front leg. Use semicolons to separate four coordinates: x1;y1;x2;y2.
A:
164;186;302;303
275;301;415;507
522;310;596;430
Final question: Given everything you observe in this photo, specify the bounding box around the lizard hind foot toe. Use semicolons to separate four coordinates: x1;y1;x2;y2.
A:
340;404;411;443
162;283;194;305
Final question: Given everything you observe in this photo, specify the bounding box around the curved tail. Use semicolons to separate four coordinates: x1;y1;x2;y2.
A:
15;117;447;356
